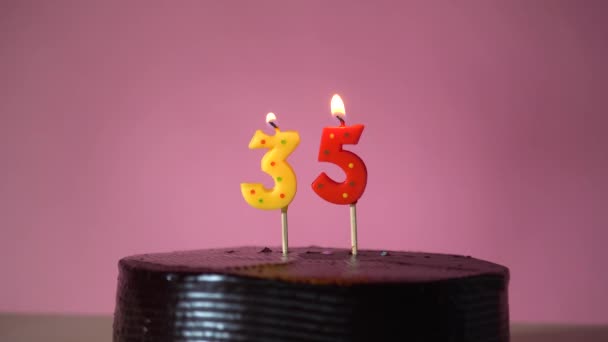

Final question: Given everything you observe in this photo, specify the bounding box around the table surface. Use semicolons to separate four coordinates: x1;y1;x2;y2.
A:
1;314;607;342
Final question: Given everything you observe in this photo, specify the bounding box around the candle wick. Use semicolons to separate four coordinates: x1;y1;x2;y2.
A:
268;121;279;129
337;116;346;127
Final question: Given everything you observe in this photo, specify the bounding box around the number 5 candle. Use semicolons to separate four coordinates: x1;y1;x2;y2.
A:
241;113;300;256
312;94;368;255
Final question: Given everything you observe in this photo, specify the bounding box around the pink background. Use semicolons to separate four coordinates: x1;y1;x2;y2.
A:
1;0;607;324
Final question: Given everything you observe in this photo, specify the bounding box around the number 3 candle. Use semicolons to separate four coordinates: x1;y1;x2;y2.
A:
241;113;300;256
312;94;368;255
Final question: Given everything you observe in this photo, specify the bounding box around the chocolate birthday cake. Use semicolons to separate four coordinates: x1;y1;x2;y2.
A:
113;246;509;341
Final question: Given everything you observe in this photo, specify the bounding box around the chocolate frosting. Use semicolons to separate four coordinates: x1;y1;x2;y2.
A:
114;246;509;341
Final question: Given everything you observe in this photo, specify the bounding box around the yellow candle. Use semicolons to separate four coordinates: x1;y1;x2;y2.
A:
241;113;300;210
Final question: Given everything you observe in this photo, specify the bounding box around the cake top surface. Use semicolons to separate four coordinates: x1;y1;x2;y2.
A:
121;246;508;285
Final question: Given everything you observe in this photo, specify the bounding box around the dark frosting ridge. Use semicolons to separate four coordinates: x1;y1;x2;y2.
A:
114;246;509;341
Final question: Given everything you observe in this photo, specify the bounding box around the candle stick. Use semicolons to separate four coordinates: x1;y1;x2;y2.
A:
281;207;288;256
349;203;358;256
241;113;300;256
312;95;368;256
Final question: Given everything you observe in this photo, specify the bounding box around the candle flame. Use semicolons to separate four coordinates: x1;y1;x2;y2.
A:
265;112;277;124
331;94;346;118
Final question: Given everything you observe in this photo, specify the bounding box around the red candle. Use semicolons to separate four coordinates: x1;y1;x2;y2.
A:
312;95;368;205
